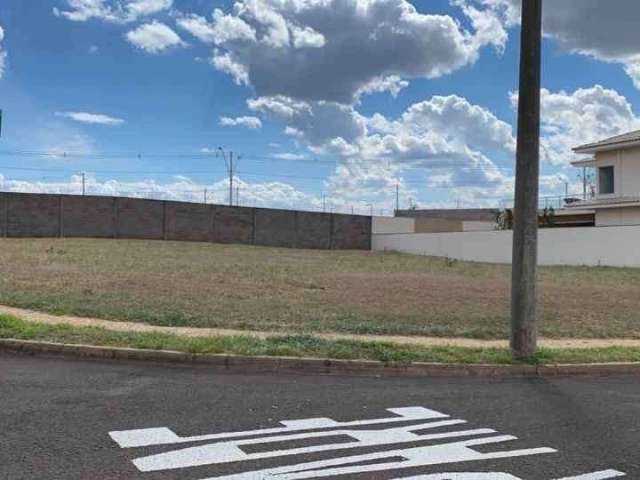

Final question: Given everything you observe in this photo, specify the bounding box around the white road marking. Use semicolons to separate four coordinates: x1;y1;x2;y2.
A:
198;436;557;480
553;471;626;480
108;405;626;480
133;420;484;471
391;473;626;480
109;406;447;448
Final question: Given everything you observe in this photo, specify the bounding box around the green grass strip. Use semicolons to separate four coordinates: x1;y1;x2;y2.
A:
2;314;640;365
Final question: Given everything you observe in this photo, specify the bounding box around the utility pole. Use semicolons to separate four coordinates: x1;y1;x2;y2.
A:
81;172;86;196
322;194;326;213
366;203;373;216
217;148;239;207
395;183;399;214
204;188;208;204
582;167;587;200
511;0;542;360
229;151;234;207
236;186;240;207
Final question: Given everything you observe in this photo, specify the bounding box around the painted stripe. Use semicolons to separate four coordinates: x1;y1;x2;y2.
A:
133;420;482;472
392;475;519;480
109;406;447;448
198;435;557;480
553;471;626;480
391;470;626;480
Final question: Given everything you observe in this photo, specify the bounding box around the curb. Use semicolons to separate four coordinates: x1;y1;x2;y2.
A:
2;338;640;378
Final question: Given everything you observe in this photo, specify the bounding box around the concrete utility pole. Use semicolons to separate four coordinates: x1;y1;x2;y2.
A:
229;151;234;207
81;172;86;196
395;183;400;213
217;148;238;207
511;0;542;360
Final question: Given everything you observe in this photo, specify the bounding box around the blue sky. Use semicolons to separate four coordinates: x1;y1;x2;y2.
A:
1;0;640;213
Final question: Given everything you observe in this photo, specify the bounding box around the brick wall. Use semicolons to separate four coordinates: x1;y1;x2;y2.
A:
0;193;371;250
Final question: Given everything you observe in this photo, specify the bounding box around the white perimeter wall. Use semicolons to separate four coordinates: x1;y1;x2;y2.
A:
372;225;640;267
462;221;496;232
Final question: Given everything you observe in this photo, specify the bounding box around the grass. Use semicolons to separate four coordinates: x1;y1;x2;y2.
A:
1;238;640;340
2;314;640;365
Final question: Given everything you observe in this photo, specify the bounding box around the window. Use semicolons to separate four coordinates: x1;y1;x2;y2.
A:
599;166;615;195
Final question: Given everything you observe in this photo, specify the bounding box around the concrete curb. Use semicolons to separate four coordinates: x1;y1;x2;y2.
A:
2;338;640;377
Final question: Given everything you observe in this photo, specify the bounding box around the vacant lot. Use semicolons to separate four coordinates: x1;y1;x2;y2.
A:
1;238;639;339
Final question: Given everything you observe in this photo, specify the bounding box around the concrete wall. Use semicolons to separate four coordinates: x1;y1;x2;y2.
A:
372;225;640;267
462;221;497;232
414;218;463;233
396;208;499;222
595;207;640;227
372;216;415;234
371;216;496;234
0;192;371;250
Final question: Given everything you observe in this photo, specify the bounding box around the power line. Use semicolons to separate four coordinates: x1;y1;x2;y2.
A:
0;149;515;173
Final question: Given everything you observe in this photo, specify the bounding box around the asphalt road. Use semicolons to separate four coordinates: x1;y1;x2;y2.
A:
1;352;639;480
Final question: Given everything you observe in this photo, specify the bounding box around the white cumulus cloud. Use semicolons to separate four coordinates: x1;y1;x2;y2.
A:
219;115;262;129
510;85;640;166
126;21;186;54
179;0;507;105
0;25;6;79
474;0;640;89
249;92;517;204
54;0;173;23
272;152;307;161
56;111;126;126
0;174;324;211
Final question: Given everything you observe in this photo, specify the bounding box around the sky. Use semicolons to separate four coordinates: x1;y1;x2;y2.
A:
1;0;640;214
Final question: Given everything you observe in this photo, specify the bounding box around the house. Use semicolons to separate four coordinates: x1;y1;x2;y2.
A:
570;129;640;226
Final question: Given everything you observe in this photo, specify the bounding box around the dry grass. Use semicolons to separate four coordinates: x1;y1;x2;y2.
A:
1;238;639;339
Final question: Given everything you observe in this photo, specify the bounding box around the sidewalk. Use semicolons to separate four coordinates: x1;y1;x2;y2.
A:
2;304;639;349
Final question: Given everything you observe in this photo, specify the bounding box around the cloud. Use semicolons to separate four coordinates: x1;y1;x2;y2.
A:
181;0;507;104
41;129;96;158
126;21;186;54
475;0;640;89
248;92;516;206
510;85;640;166
53;0;173;23
177;10;256;45
219;115;262;129
272;152;307;161
249;96;367;147
0;25;6;79
0;174;324;211
56;111;126;126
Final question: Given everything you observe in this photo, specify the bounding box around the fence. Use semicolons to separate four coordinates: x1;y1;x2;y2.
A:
0;192;372;250
372;225;640;267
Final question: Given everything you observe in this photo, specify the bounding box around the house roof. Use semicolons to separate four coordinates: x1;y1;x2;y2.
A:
573;129;640;154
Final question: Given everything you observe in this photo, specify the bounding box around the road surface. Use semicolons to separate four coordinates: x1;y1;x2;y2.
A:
1;352;638;479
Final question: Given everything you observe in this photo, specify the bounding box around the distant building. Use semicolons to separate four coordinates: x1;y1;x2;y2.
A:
394;209;498;233
570;129;640;226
